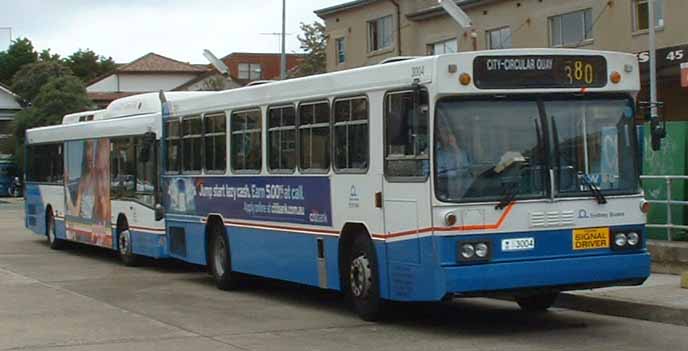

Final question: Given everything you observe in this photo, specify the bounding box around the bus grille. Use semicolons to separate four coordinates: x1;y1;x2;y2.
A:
530;210;575;228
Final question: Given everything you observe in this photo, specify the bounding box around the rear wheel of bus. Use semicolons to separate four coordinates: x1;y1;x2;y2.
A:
46;208;64;250
208;223;239;290
117;217;140;267
346;235;384;321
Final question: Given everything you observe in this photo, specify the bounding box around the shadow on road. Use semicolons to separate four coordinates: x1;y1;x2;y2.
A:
37;239;604;335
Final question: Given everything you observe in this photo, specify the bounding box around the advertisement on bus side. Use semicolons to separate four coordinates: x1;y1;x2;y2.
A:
163;176;332;226
64;139;113;247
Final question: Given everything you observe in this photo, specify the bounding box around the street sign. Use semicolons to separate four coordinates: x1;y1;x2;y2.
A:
682;62;688;88
637;44;688;71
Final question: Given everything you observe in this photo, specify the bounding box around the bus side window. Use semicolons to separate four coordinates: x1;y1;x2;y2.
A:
384;89;429;179
203;112;227;173
181;115;203;173
268;105;296;172
333;97;368;172
111;137;137;197
298;101;330;171
165;119;181;173
26;143;63;184
231;109;262;172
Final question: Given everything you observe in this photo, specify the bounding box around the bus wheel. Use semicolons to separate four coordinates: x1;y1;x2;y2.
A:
46;211;64;250
118;227;140;267
209;224;238;290
516;292;559;312
347;235;383;321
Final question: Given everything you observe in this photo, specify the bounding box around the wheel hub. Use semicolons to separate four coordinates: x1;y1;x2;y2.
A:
48;221;55;243
119;230;130;255
214;236;227;277
350;254;372;298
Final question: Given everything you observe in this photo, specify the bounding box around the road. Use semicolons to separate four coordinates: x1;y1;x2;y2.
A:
0;198;686;351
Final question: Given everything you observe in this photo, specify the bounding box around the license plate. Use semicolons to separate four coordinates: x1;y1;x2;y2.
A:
501;237;535;252
573;227;610;250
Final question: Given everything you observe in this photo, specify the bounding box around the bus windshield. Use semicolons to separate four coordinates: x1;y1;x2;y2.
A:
434;96;639;203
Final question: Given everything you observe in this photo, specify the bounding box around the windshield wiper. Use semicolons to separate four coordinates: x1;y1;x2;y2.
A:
496;180;520;210
579;173;607;204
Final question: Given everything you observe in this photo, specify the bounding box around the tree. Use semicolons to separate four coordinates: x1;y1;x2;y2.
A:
0;38;38;85
292;22;327;77
38;49;62;62
14;75;92;139
65;49;116;83
10;61;72;105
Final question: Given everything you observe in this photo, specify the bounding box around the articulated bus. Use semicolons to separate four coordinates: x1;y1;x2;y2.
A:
25;49;650;320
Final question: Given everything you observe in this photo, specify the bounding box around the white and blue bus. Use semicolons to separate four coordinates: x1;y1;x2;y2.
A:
25;49;651;320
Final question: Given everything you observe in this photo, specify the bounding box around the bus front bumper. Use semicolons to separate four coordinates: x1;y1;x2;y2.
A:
443;252;651;297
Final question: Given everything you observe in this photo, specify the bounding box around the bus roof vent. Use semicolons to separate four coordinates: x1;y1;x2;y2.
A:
379;56;421;64
102;91;218;120
62;110;108;124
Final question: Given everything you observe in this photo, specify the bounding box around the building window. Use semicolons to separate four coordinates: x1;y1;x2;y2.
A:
231;109;262;172
267;105;296;172
427;38;458;55
335;37;346;64
486;27;512;49
633;0;664;32
165;119;181;173
368;15;393;52
238;63;262;80
299;101;330;171
204;112;226;172
549;9;593;47
334;97;368;171
181;116;203;172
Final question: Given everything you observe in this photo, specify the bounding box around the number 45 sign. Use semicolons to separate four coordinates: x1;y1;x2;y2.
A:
682;62;688;88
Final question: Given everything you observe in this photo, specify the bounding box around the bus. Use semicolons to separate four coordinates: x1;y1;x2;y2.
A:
0;158;19;197
25;49;651;321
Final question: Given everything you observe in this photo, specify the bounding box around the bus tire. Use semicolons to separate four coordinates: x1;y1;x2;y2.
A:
347;235;384;321
516;292;559;312
117;219;140;267
208;224;239;290
46;209;64;250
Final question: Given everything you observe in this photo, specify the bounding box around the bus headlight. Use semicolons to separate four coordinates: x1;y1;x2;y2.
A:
458;241;491;262
475;243;489;258
627;232;640;246
614;233;627;247
460;244;475;259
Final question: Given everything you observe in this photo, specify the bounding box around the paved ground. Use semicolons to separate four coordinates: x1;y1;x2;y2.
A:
1;198;687;351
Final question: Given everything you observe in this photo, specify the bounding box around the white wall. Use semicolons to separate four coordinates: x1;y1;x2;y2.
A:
87;73;200;93
86;75;118;92
0;89;21;110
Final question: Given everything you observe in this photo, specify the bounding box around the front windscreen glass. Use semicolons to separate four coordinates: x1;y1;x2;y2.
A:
548;98;639;195
434;98;547;203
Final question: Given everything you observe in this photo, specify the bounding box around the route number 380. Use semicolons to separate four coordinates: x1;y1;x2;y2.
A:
564;61;594;85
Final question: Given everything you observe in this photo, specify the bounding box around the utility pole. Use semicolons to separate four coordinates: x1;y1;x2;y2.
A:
280;0;287;80
648;0;658;121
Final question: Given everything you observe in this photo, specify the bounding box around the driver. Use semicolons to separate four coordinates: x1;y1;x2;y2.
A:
436;127;472;199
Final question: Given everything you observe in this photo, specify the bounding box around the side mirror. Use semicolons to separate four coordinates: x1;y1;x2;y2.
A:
139;131;156;163
154;203;164;221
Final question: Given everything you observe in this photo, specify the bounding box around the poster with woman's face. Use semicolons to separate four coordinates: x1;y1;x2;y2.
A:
64;139;112;248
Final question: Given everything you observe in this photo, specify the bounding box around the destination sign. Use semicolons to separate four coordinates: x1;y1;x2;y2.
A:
473;55;608;89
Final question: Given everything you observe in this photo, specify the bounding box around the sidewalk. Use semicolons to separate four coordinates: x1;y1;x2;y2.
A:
556;274;688;326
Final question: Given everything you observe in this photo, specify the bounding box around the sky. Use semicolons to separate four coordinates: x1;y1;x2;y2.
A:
0;0;344;64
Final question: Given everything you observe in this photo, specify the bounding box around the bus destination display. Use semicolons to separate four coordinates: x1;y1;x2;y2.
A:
473;55;607;89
